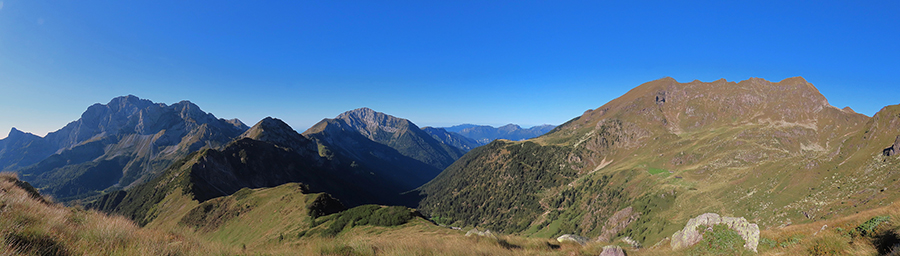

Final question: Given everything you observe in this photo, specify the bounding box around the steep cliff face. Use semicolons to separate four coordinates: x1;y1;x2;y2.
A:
418;77;897;245
2;95;248;201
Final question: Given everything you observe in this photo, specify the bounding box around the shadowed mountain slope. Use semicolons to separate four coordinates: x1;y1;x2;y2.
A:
91;117;423;226
417;77;899;245
303;108;464;190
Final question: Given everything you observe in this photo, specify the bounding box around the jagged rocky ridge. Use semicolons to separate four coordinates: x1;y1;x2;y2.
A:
0;95;247;201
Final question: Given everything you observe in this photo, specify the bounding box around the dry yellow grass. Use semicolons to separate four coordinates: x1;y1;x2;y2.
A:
240;218;617;256
0;172;233;256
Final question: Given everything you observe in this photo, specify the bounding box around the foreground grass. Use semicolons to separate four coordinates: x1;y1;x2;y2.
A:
261;219;613;256
0;172;230;255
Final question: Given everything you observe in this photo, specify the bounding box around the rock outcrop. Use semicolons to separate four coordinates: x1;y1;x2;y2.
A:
465;228;496;239
598;206;641;242
620;236;641;248
884;135;900;156
599;245;627;256
670;213;760;252
557;234;590;245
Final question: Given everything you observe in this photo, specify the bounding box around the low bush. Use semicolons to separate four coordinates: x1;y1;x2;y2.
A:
686;224;752;256
321;205;418;237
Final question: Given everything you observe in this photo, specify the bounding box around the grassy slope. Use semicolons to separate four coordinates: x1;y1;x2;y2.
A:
418;77;900;247
0;172;226;255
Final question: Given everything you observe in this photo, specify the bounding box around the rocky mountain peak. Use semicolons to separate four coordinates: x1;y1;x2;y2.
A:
223;118;247;130
337;107;377;118
7;127;26;139
335;108;415;139
498;124;522;131
107;95;155;112
241;117;311;151
169;100;216;124
243;117;297;139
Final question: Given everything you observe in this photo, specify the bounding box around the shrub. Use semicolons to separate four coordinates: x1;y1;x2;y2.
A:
687;224;752;256
806;234;848;255
854;215;890;237
321;205;417;237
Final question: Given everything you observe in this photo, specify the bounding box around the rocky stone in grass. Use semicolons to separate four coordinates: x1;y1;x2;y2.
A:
620;236;641;248
670;213;760;252
599;245;627;256
597;206;641;242
556;234;589;245
465;228;496;239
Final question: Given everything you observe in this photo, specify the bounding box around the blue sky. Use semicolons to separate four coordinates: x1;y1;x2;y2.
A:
1;1;898;138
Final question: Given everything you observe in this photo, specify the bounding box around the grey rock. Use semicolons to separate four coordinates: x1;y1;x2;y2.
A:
670;213;760;252
620;236;641;248
465;228;496;239
556;234;589;245
599;245;627;256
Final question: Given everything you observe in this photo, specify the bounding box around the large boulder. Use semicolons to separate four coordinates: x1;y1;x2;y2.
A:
599;245;627;256
670;213;760;252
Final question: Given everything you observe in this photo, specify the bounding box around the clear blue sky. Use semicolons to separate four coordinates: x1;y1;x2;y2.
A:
1;1;898;138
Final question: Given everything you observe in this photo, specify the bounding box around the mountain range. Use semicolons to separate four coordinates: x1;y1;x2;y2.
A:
442;123;557;145
0;95;248;201
2;93;549;205
3;76;899;255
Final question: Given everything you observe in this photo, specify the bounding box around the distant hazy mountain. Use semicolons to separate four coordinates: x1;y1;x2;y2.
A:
443;123;556;144
421;127;481;152
0;95;248;201
303;108;464;190
0;128;56;172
